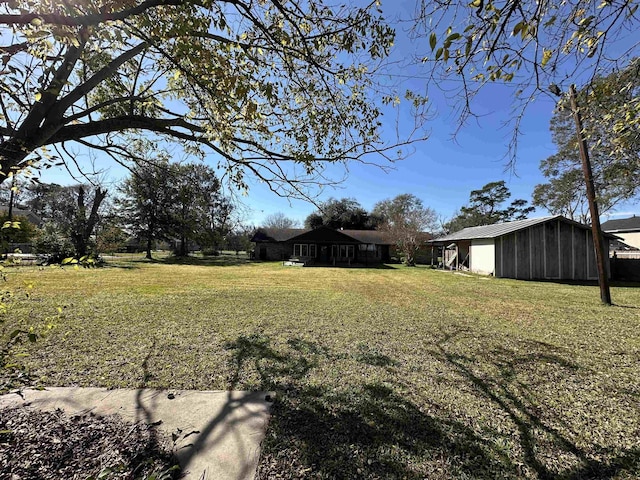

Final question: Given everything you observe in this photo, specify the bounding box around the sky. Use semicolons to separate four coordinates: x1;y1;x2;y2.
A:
21;0;640;228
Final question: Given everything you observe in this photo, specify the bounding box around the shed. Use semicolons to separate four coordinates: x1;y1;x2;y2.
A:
431;216;616;280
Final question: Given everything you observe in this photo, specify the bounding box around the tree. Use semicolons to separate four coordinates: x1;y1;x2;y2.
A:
119;161;230;257
22;183;77;226
532;171;591;224
22;182;108;257
372;194;437;266
446;181;533;232
69;185;108;257
415;0;639;163
0;0;418;199
304;197;378;230
95;217;128;255
118;158;175;259
263;212;299;230
169;163;224;256
533;61;640;222
225;225;254;255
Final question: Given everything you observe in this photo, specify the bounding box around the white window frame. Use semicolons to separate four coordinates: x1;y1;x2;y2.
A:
294;243;316;257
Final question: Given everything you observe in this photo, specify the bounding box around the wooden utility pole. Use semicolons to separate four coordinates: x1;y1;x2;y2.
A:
568;84;612;305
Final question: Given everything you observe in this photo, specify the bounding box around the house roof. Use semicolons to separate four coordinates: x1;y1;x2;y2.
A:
0;206;44;227
251;228;307;242
601;215;640;233
251;226;417;245
431;215;617;243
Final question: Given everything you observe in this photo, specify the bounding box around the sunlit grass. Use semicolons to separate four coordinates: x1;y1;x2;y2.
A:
3;255;639;479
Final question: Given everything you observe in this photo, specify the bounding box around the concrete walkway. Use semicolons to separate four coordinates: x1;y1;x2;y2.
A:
0;387;274;480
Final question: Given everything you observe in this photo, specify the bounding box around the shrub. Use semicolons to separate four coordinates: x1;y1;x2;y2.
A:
33;224;75;263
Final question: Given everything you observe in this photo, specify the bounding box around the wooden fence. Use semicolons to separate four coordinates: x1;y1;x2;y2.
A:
611;256;640;281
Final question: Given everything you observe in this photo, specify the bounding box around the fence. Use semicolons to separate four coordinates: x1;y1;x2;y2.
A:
611;255;640;281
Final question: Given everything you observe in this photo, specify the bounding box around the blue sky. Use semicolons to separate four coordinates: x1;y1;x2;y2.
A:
27;0;639;227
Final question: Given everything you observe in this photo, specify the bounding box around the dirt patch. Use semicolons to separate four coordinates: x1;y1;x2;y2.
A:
0;406;180;479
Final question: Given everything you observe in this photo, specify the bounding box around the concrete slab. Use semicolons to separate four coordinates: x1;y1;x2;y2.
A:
0;387;273;480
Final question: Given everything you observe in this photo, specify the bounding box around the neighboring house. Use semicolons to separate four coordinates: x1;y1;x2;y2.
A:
0;206;44;227
430;215;617;281
602;215;640;250
251;226;398;265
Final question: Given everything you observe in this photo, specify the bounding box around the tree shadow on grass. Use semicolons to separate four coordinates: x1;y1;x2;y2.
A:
428;329;640;480
223;332;515;478
129;254;255;267
220;330;640;479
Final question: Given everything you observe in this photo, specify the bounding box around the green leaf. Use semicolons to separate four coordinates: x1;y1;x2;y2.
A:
435;47;443;60
429;32;437;51
445;33;461;43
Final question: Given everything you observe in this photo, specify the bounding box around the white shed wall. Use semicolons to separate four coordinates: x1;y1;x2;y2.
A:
470;238;496;275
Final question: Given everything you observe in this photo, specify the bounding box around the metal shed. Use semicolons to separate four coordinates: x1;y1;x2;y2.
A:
431;216;616;280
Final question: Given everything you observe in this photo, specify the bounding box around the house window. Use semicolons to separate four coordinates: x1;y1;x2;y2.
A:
334;244;354;258
294;244;316;257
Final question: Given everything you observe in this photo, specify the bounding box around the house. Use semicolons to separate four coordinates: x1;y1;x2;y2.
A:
601;215;640;250
430;216;617;281
0;206;43;227
251;226;399;265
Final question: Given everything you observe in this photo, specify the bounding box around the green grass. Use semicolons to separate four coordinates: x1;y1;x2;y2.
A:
2;255;640;479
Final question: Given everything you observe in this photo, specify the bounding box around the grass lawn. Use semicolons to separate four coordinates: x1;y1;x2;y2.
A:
2;255;640;479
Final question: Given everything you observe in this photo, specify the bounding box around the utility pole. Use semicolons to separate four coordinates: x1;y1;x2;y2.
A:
568;84;612;305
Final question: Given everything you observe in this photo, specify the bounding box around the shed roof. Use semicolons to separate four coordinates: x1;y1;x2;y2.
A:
601;215;640;232
431;215;617;243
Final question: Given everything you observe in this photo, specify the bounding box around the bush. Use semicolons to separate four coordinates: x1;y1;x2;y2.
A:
33;224;75;263
0;214;37;252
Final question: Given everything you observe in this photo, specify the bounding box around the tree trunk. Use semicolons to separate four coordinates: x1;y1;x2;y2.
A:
71;186;107;257
145;233;153;259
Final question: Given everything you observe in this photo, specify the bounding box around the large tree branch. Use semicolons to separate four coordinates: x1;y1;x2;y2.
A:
47;42;148;120
0;0;184;27
46;114;206;145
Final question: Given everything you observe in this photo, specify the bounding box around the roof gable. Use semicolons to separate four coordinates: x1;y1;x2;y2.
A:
251;228;308;242
288;226;364;243
251;226;410;245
